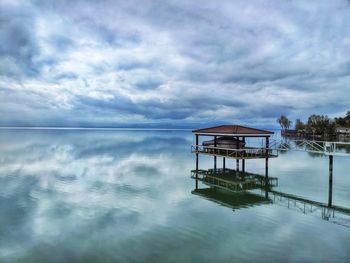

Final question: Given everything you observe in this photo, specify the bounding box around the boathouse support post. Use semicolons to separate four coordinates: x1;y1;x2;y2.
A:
265;136;269;182
328;155;333;207
195;135;199;172
236;136;239;174
242;137;246;173
196;135;199;189
214;136;217;170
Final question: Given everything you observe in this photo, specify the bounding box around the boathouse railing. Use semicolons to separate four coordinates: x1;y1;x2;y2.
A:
191;145;278;159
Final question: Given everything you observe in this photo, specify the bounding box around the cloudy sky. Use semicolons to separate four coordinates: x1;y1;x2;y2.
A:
1;0;350;128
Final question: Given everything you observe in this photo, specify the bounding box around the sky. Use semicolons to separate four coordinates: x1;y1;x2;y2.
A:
1;0;350;128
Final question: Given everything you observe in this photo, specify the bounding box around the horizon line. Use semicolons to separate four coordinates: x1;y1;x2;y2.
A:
0;126;281;131
0;126;193;131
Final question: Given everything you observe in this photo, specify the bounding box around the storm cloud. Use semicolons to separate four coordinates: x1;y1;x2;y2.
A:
1;0;350;127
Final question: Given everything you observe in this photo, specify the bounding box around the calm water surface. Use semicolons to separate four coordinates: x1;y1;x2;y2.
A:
0;130;349;262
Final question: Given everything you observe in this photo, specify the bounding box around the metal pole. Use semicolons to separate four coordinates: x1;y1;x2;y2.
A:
223;157;226;171
328;155;333;207
214;136;217;170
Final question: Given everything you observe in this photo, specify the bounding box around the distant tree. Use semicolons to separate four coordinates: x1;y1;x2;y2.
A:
326;121;337;136
306;115;336;136
335;117;347;126
334;111;350;128
346;111;350;122
277;115;292;131
295;119;305;131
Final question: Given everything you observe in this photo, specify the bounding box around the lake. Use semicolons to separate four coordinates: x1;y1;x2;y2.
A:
0;129;349;262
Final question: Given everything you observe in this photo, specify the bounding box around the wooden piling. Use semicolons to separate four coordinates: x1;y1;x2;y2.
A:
328;155;333;207
265;137;269;180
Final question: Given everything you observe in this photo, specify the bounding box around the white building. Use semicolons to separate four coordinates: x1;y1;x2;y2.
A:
336;127;350;135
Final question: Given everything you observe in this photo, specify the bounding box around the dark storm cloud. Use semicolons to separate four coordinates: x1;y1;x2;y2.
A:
75;95;194;120
1;0;350;127
0;3;39;77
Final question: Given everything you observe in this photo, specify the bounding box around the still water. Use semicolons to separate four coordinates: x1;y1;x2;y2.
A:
0;129;349;262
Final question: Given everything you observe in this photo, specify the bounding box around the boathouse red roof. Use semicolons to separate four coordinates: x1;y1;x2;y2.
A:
192;125;273;136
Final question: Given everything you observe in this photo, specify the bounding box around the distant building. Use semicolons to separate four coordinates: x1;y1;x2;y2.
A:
336;127;350;135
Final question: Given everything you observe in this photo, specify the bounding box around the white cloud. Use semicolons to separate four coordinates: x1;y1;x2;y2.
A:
1;0;350;127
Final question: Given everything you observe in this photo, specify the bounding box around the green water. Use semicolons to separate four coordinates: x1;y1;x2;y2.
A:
0;130;349;262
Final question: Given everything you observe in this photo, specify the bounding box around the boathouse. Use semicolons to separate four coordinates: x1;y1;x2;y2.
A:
192;125;277;178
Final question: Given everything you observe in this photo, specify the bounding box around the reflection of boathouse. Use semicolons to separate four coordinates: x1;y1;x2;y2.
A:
191;168;278;191
191;168;350;228
192;188;271;210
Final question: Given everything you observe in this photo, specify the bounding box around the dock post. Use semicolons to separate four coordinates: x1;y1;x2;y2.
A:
264;137;269;199
223;157;226;171
328;155;333;207
265;137;269;182
214;136;217;170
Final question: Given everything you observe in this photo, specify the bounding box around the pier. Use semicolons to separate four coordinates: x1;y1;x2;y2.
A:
271;139;350;206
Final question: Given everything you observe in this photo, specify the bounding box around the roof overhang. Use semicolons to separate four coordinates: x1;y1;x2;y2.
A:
192;125;273;137
193;132;272;137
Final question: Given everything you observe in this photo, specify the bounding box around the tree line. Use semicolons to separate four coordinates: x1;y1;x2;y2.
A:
277;111;350;137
